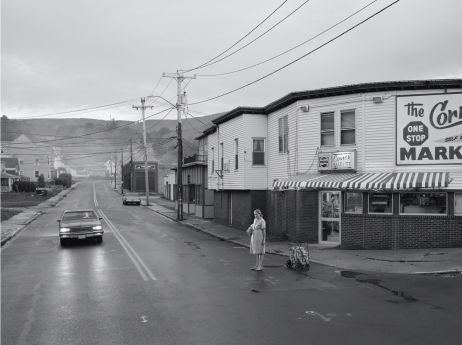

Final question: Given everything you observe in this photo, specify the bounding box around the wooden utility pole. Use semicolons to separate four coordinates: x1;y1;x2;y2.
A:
132;98;154;205
163;71;195;220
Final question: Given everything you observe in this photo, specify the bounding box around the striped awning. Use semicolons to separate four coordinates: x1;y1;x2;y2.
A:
272;173;358;190
340;172;450;190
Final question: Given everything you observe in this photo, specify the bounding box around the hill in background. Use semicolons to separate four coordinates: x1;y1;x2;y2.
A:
1;113;222;174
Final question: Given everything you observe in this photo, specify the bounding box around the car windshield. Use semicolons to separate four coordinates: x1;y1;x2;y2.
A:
62;211;98;221
125;193;139;196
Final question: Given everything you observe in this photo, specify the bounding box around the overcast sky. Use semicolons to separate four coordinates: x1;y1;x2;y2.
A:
2;0;462;122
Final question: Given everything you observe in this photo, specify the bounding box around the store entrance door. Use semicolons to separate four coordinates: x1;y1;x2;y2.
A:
320;191;341;244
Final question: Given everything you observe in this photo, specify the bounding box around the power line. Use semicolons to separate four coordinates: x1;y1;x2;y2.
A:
198;0;380;77
192;0;312;73
190;0;401;106
12;98;139;119
8;106;175;145
183;0;288;72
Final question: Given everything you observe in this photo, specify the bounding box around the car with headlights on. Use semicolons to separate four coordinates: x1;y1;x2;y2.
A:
122;192;141;205
58;209;103;246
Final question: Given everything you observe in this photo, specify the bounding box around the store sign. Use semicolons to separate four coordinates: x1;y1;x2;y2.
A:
396;93;462;165
318;151;356;171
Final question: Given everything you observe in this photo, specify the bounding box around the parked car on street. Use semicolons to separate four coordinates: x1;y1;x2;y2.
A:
122;192;141;205
58;209;103;246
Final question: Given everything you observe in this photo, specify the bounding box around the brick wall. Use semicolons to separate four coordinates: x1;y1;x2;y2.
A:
342;214;462;249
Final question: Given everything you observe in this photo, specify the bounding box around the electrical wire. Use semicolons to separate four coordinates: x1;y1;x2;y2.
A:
190;0;401;106
198;0;380;77
192;0;312;73
184;0;288;73
9;106;176;145
13;98;139;119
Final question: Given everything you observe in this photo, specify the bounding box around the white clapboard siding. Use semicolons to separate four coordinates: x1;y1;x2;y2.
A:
267;103;299;183
207;113;268;190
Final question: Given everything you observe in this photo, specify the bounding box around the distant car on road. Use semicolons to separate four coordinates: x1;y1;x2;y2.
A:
58;209;103;246
122;192;141;205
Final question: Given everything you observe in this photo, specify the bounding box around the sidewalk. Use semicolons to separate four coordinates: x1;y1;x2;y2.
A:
1;186;76;246
2;189;461;275
146;195;462;275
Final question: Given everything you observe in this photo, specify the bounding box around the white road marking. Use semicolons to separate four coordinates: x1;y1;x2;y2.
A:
92;184;156;281
98;209;157;281
305;310;332;322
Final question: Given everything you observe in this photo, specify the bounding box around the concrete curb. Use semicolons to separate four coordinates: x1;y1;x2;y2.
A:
1;186;74;247
145;205;462;275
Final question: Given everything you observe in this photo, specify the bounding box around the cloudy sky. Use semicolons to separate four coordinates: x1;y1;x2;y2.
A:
2;0;462;122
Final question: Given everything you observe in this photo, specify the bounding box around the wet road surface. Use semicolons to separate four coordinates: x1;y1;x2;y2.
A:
2;180;462;345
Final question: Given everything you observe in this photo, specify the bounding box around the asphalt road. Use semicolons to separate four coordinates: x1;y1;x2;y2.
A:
2;180;462;345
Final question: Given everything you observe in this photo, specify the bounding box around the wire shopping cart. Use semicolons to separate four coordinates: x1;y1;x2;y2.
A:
286;242;310;271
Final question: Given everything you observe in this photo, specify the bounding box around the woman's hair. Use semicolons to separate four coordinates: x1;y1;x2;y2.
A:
254;209;263;217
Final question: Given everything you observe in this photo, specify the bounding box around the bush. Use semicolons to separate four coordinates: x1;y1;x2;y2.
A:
54;173;72;188
12;181;37;193
37;174;46;187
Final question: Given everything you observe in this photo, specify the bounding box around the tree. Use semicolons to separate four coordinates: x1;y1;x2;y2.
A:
37;174;46;187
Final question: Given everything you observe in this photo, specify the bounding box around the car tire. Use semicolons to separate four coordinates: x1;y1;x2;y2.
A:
60;238;66;246
96;236;103;244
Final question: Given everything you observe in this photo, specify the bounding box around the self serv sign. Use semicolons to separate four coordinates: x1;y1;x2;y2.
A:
396;93;462;165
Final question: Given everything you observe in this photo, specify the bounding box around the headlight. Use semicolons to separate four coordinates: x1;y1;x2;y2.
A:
92;225;102;230
60;227;70;233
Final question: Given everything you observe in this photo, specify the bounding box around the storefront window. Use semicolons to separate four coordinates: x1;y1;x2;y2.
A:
400;193;447;215
455;193;462;216
345;192;363;213
368;193;392;214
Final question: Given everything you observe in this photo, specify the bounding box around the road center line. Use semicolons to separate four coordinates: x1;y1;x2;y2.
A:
98;209;157;281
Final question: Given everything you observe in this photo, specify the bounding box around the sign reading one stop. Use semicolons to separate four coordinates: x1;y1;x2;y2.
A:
402;121;428;146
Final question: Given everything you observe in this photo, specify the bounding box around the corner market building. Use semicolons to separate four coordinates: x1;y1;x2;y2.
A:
204;80;462;249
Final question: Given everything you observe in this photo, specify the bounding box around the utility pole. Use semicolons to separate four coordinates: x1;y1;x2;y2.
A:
114;153;117;189
133;97;154;206
163;71;196;220
121;149;124;194
129;139;133;191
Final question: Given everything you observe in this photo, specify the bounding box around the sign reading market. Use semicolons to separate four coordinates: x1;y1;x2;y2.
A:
396;92;462;165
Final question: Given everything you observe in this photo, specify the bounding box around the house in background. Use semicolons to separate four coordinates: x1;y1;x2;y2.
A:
1;157;20;192
1;134;54;182
163;169;176;201
181;150;214;219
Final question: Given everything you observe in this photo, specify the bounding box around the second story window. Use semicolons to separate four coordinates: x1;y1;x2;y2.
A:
278;115;288;153
321;112;335;146
211;147;215;174
341;110;355;145
234;139;239;170
220;143;224;171
252;138;265;166
35;158;40;166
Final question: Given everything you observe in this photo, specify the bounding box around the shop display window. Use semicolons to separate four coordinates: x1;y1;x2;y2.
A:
368;193;392;214
345;192;363;213
400;193;447;215
456;193;462;216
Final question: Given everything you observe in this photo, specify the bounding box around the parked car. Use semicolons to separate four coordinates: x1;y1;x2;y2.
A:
122;192;141;205
58;209;103;246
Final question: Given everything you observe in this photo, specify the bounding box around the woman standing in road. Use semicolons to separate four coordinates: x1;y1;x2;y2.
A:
247;209;266;271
